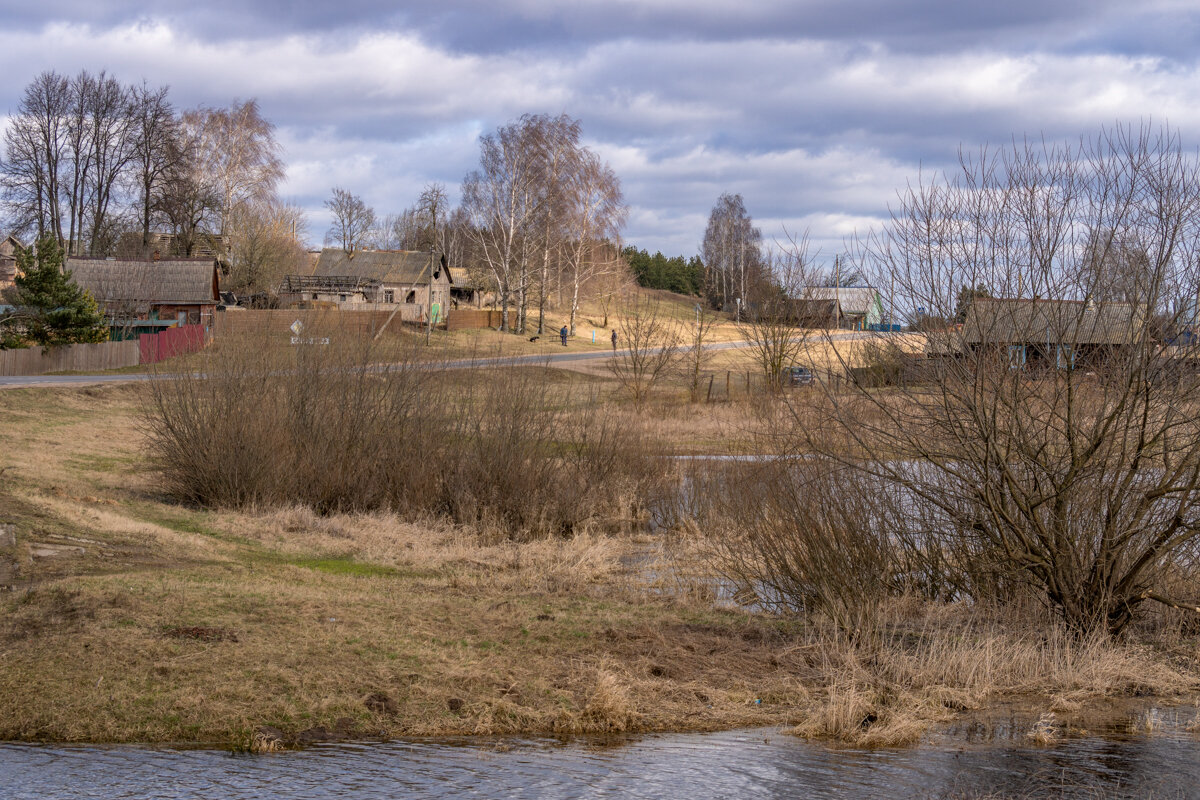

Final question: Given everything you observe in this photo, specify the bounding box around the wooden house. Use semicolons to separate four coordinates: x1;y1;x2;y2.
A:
0;235;23;294
282;248;453;321
959;297;1141;369
799;287;884;330
67;257;221;334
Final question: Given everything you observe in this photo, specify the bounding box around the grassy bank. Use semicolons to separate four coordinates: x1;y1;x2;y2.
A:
2;377;1199;748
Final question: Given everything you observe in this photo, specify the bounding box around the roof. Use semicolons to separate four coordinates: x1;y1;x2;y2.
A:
784;297;839;324
801;287;880;316
67;258;219;306
311;248;452;286
961;297;1141;346
280;274;381;293
114;231;229;261
0;235;23;257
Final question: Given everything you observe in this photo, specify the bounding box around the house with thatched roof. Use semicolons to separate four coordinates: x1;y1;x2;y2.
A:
66;257;220;334
958;297;1142;368
280;248;453;321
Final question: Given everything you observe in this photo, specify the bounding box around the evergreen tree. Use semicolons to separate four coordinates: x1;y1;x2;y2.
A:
954;283;991;322
624;246;704;295
1;236;107;347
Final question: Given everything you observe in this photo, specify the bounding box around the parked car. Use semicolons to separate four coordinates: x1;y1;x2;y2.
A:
781;365;814;387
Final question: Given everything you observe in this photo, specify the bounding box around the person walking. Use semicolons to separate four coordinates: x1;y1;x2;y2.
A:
560;325;569;347
611;329;618;351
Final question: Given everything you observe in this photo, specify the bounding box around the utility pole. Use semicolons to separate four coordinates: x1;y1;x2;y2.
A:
834;254;841;330
425;246;435;346
890;273;895;331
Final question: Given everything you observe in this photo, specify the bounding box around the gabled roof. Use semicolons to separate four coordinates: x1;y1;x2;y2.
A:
67;258;219;306
312;248;452;286
0;235;24;258
801;287;880;316
961;297;1141;346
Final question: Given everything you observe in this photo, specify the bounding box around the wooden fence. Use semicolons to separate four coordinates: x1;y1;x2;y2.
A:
139;324;208;365
212;309;420;338
447;309;504;331
0;340;139;376
0;324;209;376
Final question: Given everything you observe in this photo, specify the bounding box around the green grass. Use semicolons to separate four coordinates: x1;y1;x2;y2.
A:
284;556;399;578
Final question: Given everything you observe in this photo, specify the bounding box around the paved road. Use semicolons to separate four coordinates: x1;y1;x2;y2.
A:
0;330;879;390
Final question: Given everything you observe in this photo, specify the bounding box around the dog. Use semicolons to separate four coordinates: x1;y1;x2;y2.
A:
528;336;540;342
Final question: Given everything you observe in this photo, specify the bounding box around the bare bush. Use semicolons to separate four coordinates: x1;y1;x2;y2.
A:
679;458;931;634
683;302;719;402
790;124;1200;636
608;295;681;404
145;325;663;538
741;235;821;391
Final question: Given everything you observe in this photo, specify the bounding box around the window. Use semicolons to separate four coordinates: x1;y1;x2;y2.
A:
1056;344;1075;370
1008;345;1026;369
383;290;395;303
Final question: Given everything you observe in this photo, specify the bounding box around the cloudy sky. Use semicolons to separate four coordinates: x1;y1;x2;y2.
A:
2;1;1199;263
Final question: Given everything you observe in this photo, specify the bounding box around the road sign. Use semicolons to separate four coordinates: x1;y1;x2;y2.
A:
290;320;304;336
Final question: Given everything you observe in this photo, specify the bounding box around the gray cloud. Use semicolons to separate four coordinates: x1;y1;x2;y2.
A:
1;2;1199;261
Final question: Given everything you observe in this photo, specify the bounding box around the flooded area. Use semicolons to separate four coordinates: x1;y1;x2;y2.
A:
4;707;1200;799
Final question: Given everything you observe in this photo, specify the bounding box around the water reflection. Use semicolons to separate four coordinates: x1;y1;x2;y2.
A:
3;720;1198;800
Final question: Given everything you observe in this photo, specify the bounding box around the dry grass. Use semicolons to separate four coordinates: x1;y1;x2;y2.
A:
2;380;1199;749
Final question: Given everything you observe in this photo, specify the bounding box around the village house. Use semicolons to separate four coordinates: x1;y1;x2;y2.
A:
798;287;884;330
280;248;453;322
67;256;221;337
0;235;23;295
958;296;1141;369
113;231;230;263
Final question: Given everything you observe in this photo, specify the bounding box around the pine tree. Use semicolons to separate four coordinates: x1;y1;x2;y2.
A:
1;236;107;347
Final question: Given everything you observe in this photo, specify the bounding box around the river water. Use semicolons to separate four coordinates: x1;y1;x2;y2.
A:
4;710;1200;800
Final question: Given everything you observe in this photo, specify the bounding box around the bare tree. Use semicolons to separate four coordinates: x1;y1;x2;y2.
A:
702;193;765;312
529;115;581;334
186;99;284;241
2;70;136;256
608;294;681;405
75;71;135;256
787;124;1200;636
159;113;220;257
417;182;449;252
684;301;720;402
324;187;376;253
741;234;820;391
228;200;308;293
1;71;71;243
461;117;545;332
127;81;179;255
563;149;627;335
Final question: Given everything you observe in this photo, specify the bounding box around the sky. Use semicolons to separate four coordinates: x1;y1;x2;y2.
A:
2;1;1200;265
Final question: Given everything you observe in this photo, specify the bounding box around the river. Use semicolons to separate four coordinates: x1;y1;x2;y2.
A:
4;708;1200;799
